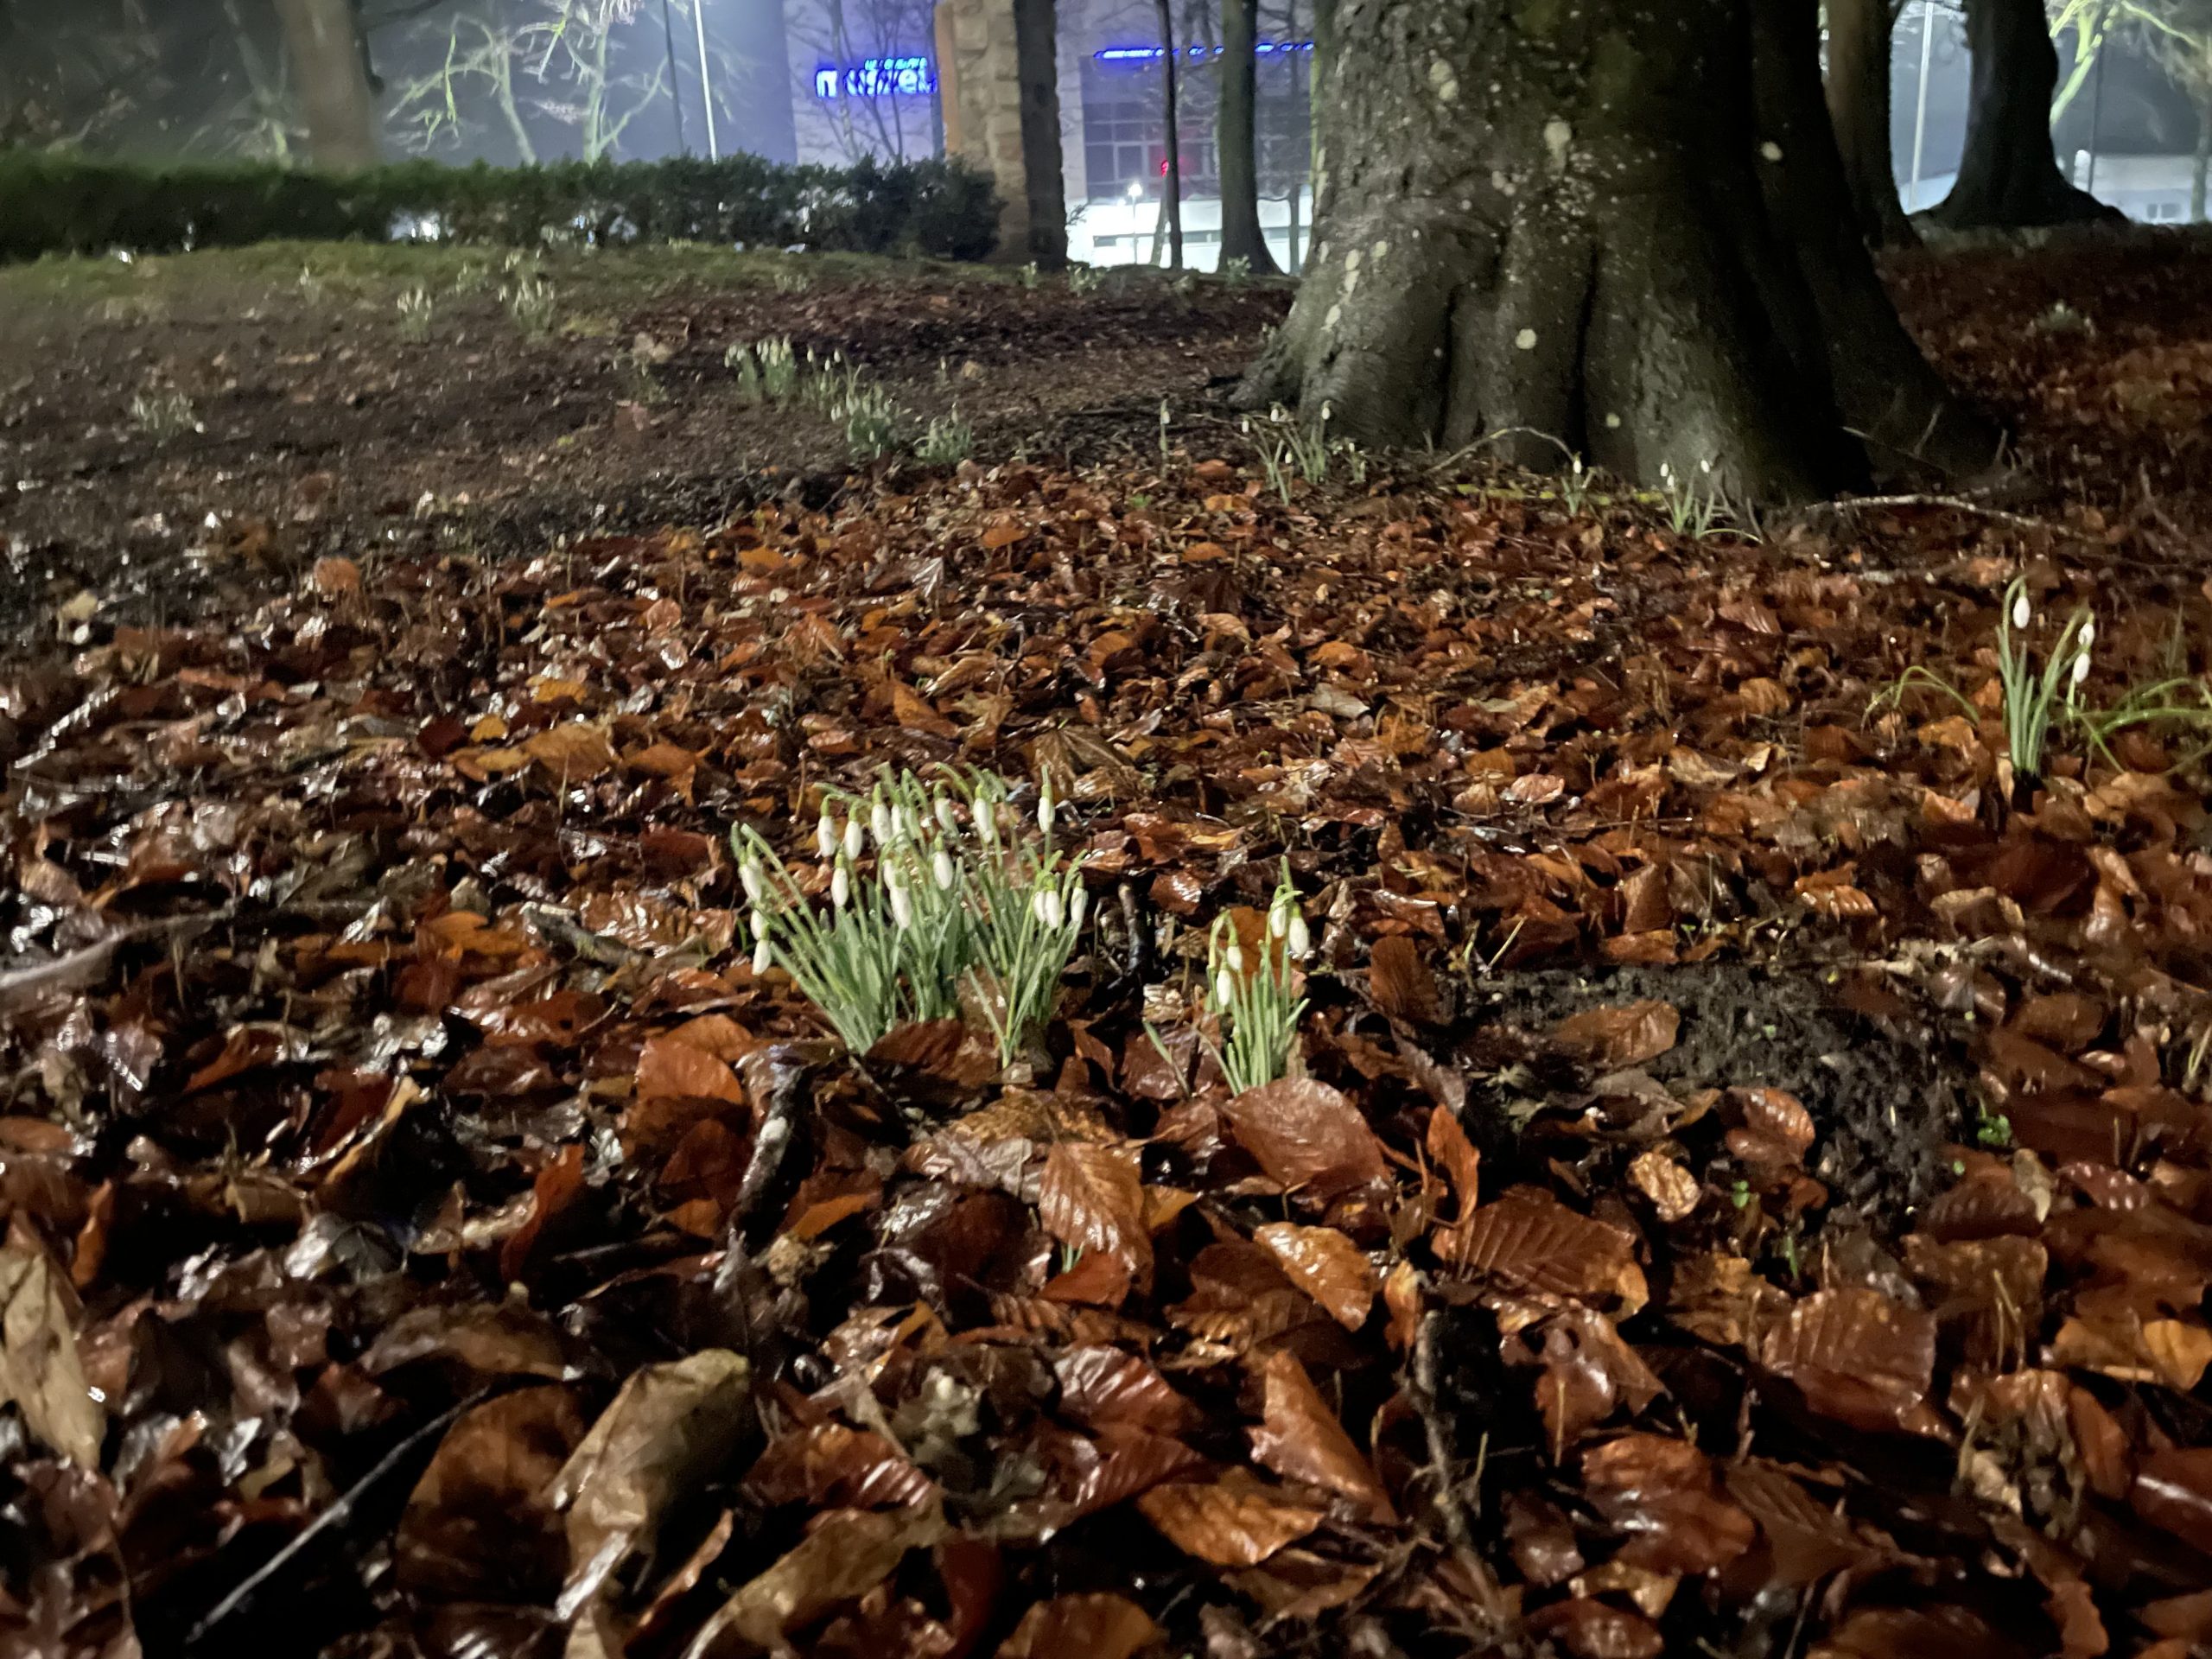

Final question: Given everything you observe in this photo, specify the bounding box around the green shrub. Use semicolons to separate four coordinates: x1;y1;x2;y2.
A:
0;149;1001;264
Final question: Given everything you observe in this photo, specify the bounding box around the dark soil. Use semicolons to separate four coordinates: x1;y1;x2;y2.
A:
0;242;1289;656
1466;961;1974;1225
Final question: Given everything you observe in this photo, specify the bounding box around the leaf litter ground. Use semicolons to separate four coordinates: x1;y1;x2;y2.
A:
5;232;2212;1659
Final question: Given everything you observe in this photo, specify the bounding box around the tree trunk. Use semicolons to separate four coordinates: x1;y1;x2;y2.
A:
2194;93;2211;222
274;0;379;170
1240;0;1992;501
1825;0;1916;247
1218;0;1283;274
1155;0;1185;269
1310;0;1337;218
1933;0;2119;229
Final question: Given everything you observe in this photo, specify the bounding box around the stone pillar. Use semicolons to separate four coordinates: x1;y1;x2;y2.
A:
937;0;1067;266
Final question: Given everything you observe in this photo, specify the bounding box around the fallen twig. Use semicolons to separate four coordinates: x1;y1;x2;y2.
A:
185;1391;483;1647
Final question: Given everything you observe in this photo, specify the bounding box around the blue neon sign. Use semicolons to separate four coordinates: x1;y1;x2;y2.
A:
1094;40;1313;63
813;57;937;98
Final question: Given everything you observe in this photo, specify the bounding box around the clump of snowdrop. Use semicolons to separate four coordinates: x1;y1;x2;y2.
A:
1995;575;2096;780
1875;574;2096;791
730;767;1086;1063
1656;458;1730;540
1204;862;1312;1094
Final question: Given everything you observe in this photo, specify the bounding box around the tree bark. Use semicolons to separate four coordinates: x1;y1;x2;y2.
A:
1217;0;1283;274
274;0;379;170
1310;0;1338;220
1825;0;1916;247
2195;92;2211;221
1933;0;2120;229
1240;0;1992;501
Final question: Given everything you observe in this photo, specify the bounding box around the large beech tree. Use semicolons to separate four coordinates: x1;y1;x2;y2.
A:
1825;0;1915;247
1240;0;1992;500
1935;0;2118;228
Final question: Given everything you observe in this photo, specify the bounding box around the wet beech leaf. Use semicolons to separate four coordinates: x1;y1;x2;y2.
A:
1549;1001;1680;1070
396;1384;586;1600
1369;936;1441;1026
1248;1349;1397;1522
1135;1467;1326;1567
553;1349;751;1614
2131;1448;2212;1558
1424;1104;1482;1219
1627;1149;1700;1223
1446;1188;1647;1312
683;1501;948;1657
1219;1079;1387;1202
995;1592;1160;1659
1254;1223;1376;1330
1526;1597;1664;1659
1758;1289;1938;1435
1039;1141;1149;1277
0;1245;103;1469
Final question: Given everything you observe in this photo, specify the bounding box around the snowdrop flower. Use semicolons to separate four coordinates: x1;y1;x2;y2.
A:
935;793;960;836
842;817;866;861
1038;781;1057;837
889;883;913;930
816;812;838;860
752;936;773;974
1033;887;1065;930
871;799;894;848
830;865;851;909
1287;913;1312;960
750;906;769;943
2012;591;2032;631
740;860;765;905
932;849;957;890
1268;901;1290;939
1069;887;1088;930
1215;967;1236;1009
2077;618;2094;652
2073;652;2092;688
1225;941;1246;976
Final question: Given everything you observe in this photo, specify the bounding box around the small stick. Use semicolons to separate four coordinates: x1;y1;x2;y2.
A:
1411;1306;1510;1628
185;1393;481;1646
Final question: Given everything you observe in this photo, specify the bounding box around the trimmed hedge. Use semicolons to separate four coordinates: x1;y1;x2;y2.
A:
0;149;1001;264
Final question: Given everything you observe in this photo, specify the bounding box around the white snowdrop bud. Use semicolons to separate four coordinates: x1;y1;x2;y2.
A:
842;817;866;861
932;848;957;890
752;936;773;974
750;906;769;942
936;793;959;836
890;884;913;929
871;799;894;847
2012;592;2032;631
1269;902;1290;939
740;860;765;904
1033;887;1065;929
2073;651;2092;687
2077;617;2094;651
1287;914;1312;960
1216;967;1237;1008
817;812;837;859
1069;886;1088;930
830;865;851;909
1037;783;1057;836
1225;941;1246;976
